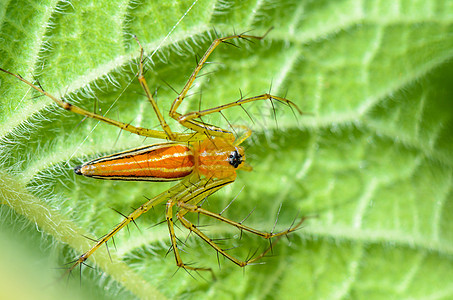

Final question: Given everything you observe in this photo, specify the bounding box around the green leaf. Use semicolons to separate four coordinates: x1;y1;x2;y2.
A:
1;0;453;299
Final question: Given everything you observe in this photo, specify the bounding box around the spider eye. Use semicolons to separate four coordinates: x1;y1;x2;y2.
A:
228;150;243;168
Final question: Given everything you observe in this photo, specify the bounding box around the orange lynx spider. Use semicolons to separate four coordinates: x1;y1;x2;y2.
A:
0;29;305;278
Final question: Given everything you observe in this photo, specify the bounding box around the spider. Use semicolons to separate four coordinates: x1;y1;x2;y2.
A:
0;29;305;278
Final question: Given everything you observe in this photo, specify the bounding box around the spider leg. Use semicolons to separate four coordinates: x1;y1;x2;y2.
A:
173;201;306;268
166;176;235;276
64;177;197;276
0;68;198;141
168;30;276;139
